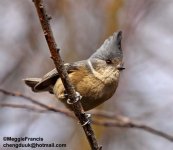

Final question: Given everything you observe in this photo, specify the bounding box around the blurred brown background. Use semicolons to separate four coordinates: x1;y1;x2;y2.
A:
0;0;173;150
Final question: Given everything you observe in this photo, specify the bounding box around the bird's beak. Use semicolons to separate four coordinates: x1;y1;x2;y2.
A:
117;63;125;71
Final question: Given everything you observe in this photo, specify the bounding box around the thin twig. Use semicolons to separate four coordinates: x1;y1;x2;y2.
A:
32;1;101;149
0;88;73;118
1;89;173;142
92;120;173;142
0;103;46;113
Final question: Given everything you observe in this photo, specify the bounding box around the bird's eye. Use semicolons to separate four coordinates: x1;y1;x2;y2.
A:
106;59;112;64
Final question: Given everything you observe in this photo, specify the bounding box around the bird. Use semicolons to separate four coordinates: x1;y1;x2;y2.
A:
24;31;125;111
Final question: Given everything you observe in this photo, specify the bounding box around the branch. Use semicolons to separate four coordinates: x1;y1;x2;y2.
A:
32;1;101;149
1;89;173;143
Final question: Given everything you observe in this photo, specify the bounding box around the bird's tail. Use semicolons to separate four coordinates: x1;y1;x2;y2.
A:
23;78;41;92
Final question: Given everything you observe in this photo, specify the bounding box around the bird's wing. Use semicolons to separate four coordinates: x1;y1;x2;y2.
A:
34;61;84;92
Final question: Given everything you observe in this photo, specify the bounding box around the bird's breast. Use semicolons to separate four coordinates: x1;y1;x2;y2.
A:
53;69;119;111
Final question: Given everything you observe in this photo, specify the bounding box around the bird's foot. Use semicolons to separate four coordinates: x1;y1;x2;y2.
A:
66;91;82;105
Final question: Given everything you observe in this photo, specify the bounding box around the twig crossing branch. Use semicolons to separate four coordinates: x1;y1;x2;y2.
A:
1;88;173;143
